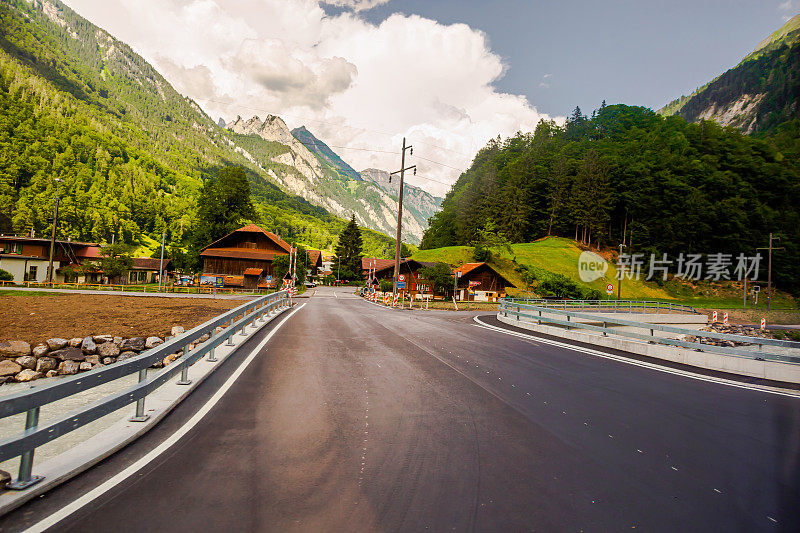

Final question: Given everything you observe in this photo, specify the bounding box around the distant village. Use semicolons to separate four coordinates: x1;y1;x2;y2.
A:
0;224;513;302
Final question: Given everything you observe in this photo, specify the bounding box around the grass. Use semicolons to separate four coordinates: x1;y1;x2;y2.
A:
413;237;671;300
412;236;798;309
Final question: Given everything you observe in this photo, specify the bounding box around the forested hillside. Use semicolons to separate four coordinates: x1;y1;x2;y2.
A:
660;14;800;134
422;104;800;292
0;0;395;257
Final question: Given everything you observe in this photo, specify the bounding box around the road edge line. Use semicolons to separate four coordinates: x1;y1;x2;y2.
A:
24;303;306;533
473;316;800;399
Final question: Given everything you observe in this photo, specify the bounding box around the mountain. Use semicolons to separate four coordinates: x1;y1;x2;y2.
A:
291;126;361;181
225;115;438;244
360;168;443;232
659;14;800;133
0;0;396;256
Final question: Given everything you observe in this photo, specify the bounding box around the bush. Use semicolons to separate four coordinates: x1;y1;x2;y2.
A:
473;243;490;262
0;268;13;281
380;279;393;293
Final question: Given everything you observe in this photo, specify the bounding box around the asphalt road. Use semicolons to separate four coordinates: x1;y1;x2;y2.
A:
4;286;800;532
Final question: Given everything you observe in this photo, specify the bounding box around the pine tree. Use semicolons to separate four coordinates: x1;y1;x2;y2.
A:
334;214;363;280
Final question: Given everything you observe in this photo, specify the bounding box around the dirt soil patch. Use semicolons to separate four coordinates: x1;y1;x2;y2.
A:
0;293;247;345
696;308;800;326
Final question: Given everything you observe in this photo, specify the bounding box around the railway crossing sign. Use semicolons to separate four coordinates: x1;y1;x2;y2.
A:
606;283;613;295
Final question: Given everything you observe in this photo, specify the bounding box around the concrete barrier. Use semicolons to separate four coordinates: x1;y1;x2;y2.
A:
497;313;800;385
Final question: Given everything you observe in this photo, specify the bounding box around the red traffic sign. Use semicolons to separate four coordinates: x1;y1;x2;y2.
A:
606;283;613;295
398;274;405;282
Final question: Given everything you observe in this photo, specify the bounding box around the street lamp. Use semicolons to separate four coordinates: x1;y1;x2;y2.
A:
47;178;63;284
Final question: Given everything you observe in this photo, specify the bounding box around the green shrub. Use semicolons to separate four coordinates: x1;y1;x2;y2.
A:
0;268;13;281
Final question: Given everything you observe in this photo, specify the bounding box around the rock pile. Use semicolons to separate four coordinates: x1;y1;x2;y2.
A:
684;323;769;347
0;333;176;385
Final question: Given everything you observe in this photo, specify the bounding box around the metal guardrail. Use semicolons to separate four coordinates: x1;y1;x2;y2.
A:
504;298;700;315
499;299;800;365
0;290;291;490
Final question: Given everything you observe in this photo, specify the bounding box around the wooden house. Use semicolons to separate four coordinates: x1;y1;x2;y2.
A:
200;224;291;289
307;250;323;278
0;234;100;283
454;262;514;301
371;258;438;298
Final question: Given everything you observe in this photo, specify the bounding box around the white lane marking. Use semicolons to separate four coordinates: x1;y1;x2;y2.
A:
713;488;722;493
24;303;307;533
473;317;800;399
671;466;678;471
767;516;777;523
334;291;338;299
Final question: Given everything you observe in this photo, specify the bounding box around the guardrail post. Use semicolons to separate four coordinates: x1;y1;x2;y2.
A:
7;407;44;490
516;306;520;320
226;320;235;346
177;345;192;385
130;368;150;422
603;322;607;336
206;333;219;363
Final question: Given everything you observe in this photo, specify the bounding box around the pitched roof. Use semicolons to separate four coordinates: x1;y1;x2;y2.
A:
373;259;437;276
200;248;277;261
308;250;322;266
454;262;516;288
131;257;171;270
200;224;291;254
453;263;484;276
361;257;395;271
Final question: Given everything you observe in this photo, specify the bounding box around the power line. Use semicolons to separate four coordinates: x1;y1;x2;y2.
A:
412;154;463;171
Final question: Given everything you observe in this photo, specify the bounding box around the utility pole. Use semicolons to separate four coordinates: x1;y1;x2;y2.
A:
158;231;166;292
47;178;63;284
390;137;416;296
617;242;626;299
757;233;784;311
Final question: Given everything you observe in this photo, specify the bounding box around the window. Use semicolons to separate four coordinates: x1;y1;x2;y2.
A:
129;271;137;282
26;265;38;281
10;243;22;255
139;271;147;282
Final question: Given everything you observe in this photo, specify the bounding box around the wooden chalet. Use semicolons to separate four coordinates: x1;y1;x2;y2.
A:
361;257;395;281
307;250;323;278
200;224;291;289
454;262;514;301
0;234;100;283
371;258;438;298
124;258;173;285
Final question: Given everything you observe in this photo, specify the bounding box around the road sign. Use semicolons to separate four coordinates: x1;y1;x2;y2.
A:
712;311;717;323
397;281;406;289
760;318;766;330
723;312;729;325
606;283;613;295
398;274;405;282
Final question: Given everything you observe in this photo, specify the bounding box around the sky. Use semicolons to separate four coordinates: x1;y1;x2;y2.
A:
61;0;797;196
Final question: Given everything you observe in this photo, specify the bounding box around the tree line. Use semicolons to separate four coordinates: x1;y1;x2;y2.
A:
422;104;800;292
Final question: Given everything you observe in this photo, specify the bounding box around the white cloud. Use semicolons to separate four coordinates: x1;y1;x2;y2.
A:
62;0;559;195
